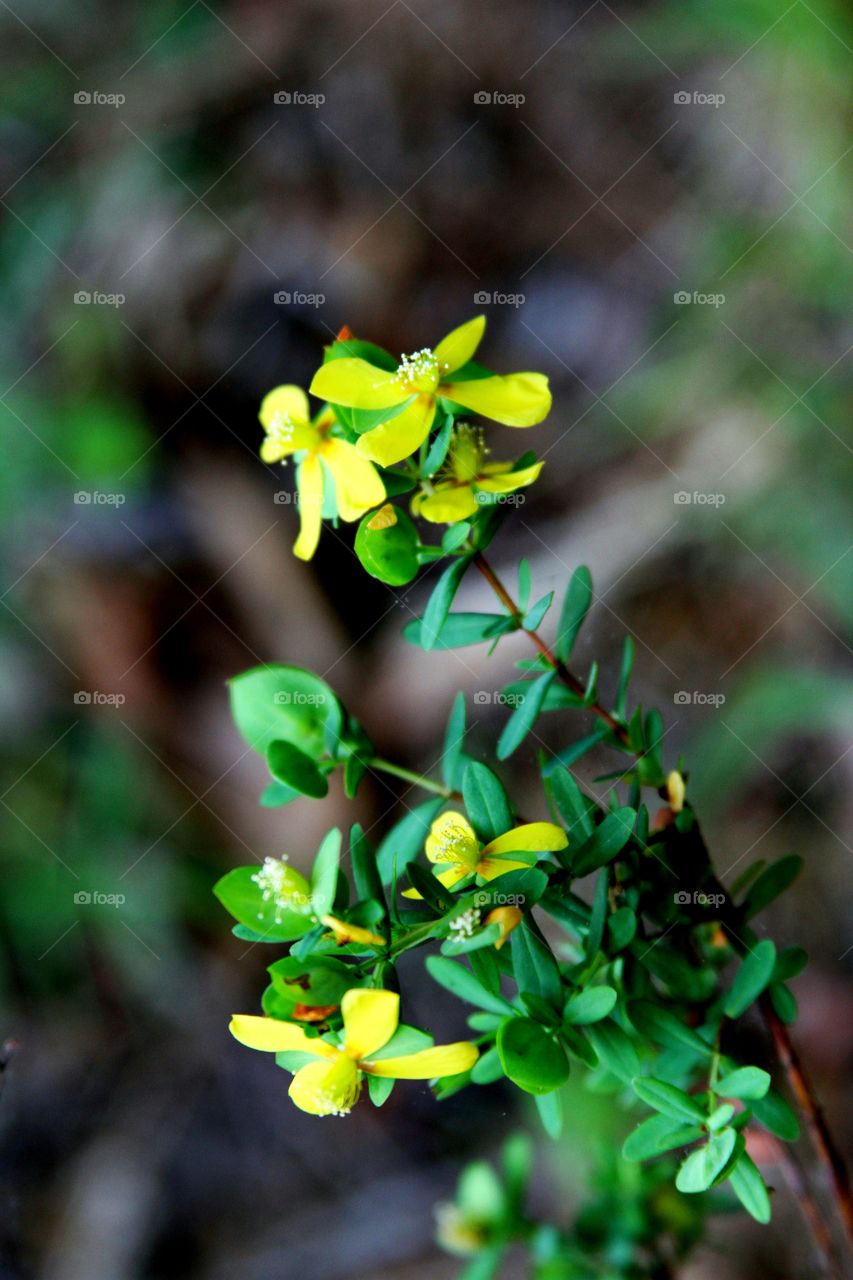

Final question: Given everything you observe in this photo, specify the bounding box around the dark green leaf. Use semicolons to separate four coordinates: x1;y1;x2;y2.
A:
729;1152;772;1222
404;612;514;650
629;1001;714;1059
267;740;329;799
563;986;617;1025
421;555;473;650
724;940;777;1018
426;955;516;1016
497;670;557;760
496;1016;570;1094
632;1077;707;1123
572;807;635;876
623;1113;703;1162
751;1089;800;1141
511;919;562;1008
349;823;386;912
376;797;445;882
555;565;593;662
463;762;513;842
310;828;341;917
743;855;803;919
548;766;595;841
585;1019;640;1082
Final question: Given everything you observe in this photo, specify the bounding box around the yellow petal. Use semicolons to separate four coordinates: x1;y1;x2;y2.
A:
259;385;310;430
478;857;534;881
425;811;480;869
229;1014;336;1056
363;1042;479;1079
666;770;686;813
356;395;436;467
416;483;480;525
288;1055;362;1116
435;315;486;375
320;438;386;522
442;372;552;426
484;905;523;949
400;863;471;900
341;988;400;1060
293;451;324;561
310;358;405;410
475;460;544;494
320;915;386;947
482;822;568;857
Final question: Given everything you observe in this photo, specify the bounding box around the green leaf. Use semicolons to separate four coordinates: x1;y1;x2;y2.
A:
510;919;562;1008
535;1089;563;1138
343;753;368;798
555;565;593;662
523;591;554;632
267;955;353;1006
310;828;341;917
496;1017;570;1095
607;907;637;952
632;1077;707;1123
349;823;386;912
543;724;611;774
770;982;798;1023
463;762;513;842
743;855;803;919
471;1045;505;1084
729;1152;772;1223
572;807;635;876
214;865;313;942
443;692;468;790
563;986;617;1025
773;945;808;983
376;796;445;882
266;740;329;799
259;779;299;807
404;612;514;650
423;413;453;476
407;862;457;911
228;664;341;758
421;555;472;650
426;955;516;1016
355;505;420;585
716;1066;771;1100
676;1129;737;1193
585;1019;640;1082
586;869;609;958
497;670;557;760
623;1113;704;1162
614;636;635;718
367;1074;395;1106
724;940;777;1018
751;1089;800;1141
517;559;532;612
548;766;595;841
629;1001;714;1059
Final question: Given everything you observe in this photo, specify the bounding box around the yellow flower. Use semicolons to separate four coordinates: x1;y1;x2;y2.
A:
320;914;386;947
308;316;552;467
666;770;686;813
484;905;523;949
403;810;567;898
412;424;543;523
260;385;385;560
230;988;478;1116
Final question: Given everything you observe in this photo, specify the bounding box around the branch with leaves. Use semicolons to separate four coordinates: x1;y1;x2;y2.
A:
213;317;850;1278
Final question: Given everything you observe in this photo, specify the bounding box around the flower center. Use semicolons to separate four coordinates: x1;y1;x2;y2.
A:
447;425;486;484
307;1055;363;1117
448;907;482;943
394;347;440;394
251;856;314;923
432;821;481;870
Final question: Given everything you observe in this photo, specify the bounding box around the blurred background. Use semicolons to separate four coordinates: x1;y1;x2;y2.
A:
0;0;851;1276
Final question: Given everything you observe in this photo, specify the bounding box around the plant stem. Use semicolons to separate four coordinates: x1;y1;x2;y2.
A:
762;996;853;1246
472;552;629;745
369;757;456;799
